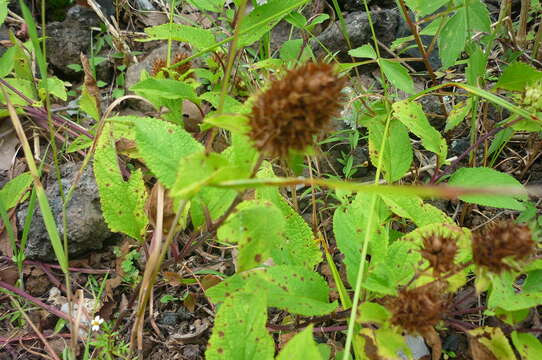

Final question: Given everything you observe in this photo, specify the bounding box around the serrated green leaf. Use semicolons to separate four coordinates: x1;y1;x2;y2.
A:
131;78;198;102
511;331;542;360
348;44;377;59
439;9;467;68
495;62;542;91
134;117;202;188
217;200;285;272
207;265;337;316
279;39;313;63
333;193;391;286
392;100;448;161
468;327;515;360
276;325;323;360
0;78;36;105
363;240;421;295
0;172;32;209
448;167;526;210
238;0;310;47
94;123;148;240
488;271;542;312
256;164;321;269
172;151;244;200
378;59;415;94
41;76;67;101
200;91;246;114
190;187;237;228
380;194;452;227
206;293;274;360
144;23;216;50
366;117;412;182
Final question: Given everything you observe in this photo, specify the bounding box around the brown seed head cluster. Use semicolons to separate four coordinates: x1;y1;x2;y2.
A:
388;281;448;334
150;52;192;80
420;229;459;276
472;220;535;273
248;62;346;157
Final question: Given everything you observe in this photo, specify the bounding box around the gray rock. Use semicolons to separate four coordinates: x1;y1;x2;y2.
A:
46;5;112;80
331;0;396;12
313;9;401;62
17;163;113;261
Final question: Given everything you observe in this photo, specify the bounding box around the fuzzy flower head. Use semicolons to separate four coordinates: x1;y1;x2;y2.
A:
420;226;461;276
150;52;192;80
523;80;542;112
248;62;346;157
472;220;535;273
387;281;448;334
91;316;104;332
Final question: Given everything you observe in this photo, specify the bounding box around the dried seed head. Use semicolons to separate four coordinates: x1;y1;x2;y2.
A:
150;52;192;79
420;228;459;276
388;281;448;334
248;62;346;157
472;220;535;273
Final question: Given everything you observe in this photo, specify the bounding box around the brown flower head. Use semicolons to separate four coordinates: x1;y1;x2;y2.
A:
472;220;535;273
150;52;192;80
387;281;448;334
248;62;346;157
420;228;459;276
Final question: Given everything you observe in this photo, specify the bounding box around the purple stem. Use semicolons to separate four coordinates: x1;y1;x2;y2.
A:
0;279;70;322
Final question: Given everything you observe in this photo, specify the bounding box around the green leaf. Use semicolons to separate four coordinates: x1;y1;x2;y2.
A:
186;0;224;12
207;265;337;316
392;100;448;161
279;39;313;63
448;167;526;210
378;59;415;94
143;24;216;50
0;79;35;105
190;187;237;228
488;271;542;312
495;62;542;91
276;325;323;360
468;327;516;360
217;200;286;272
0;46;15;78
134;116;202;188
445;99;473;132
404;0;450;17
0;0;7;26
94;123;148;240
0;172;32;210
200;91;246;114
366;117;412;182
206;293;274;360
172;151;241;200
41;77;67;101
439;8;467;68
238;0;310;47
511;331;542;360
333;193;391;286
348;44;377;59
358;302;391;325
256;164;321;269
466;0;491;33
380;194;452;227
79;86;100;121
131;78;198;102
284;11;307;28
363;240;421;295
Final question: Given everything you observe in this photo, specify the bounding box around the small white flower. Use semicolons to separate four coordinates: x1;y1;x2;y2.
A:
91;316;104;332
